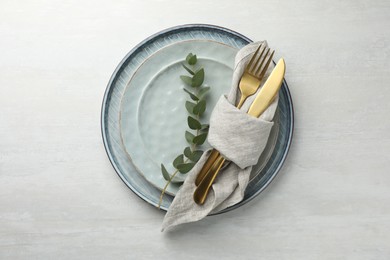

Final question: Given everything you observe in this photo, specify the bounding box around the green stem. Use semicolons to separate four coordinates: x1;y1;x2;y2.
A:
193;87;201;151
158;158;190;208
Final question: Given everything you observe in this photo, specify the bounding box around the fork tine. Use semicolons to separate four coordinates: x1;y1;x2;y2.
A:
245;43;263;72
250;47;269;75
256;49;275;79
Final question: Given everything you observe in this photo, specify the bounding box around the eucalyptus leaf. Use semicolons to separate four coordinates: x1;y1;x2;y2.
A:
185;101;196;114
186;53;194;63
186;54;197;65
201;124;209;133
189;150;203;162
172;154;184;168
180;75;192;86
188;116;201;130
161;164;184;183
192;68;204;87
161;164;170;181
193;132;207;145
199;86;210;98
185;131;195;143
184;146;192;158
183;88;199;101
177;162;196;173
193;99;206;116
188;55;197;65
182;63;195;75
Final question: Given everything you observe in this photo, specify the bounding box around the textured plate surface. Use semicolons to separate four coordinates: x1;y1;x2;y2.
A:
101;24;294;212
119;40;280;195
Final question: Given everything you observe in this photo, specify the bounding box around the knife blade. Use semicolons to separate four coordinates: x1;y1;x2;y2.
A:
193;58;286;205
247;58;285;117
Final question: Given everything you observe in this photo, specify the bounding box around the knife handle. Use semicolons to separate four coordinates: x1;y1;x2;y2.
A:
194;156;226;205
195;149;220;186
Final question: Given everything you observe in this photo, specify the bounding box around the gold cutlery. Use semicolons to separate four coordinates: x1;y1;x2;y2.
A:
194;58;286;205
195;43;274;186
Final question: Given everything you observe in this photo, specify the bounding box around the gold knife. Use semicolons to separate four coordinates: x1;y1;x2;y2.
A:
193;58;286;205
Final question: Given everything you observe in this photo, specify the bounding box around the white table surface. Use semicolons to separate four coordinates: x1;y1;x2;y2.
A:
1;0;390;259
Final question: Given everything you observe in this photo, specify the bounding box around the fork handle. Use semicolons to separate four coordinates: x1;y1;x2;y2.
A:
194;156;226;205
236;95;246;109
195;149;220;186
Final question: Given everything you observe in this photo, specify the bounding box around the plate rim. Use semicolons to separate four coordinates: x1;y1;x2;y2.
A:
101;23;294;213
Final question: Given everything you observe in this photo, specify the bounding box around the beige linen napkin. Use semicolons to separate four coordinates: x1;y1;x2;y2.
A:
162;41;279;231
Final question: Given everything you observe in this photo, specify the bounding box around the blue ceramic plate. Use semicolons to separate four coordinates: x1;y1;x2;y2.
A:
101;24;294;212
119;39;280;195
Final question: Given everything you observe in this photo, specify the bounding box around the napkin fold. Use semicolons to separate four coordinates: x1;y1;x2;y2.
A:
162;41;279;231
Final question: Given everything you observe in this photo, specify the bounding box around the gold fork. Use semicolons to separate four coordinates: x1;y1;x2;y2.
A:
194;43;275;186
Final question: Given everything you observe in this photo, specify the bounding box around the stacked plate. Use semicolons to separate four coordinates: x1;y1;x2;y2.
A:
101;24;293;213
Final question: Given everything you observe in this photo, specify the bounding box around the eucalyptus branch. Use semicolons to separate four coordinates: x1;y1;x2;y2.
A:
158;53;211;208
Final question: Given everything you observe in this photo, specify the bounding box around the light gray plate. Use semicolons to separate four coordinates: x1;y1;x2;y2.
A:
101;24;293;212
